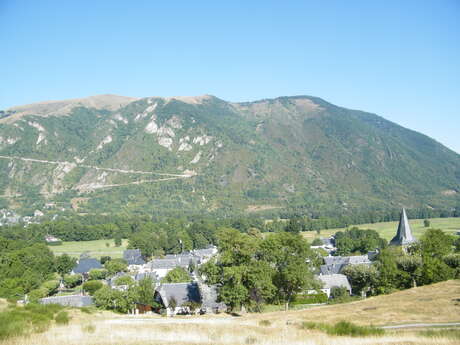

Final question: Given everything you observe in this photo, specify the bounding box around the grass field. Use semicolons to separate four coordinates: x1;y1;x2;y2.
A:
1;280;459;345
302;217;460;242
48;239;128;259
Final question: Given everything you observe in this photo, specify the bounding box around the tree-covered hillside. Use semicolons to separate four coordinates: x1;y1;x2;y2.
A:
0;94;458;217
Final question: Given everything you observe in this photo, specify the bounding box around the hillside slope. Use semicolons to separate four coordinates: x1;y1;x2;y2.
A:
0;95;459;216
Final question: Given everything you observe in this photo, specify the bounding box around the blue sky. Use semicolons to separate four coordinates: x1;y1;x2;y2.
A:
1;1;459;153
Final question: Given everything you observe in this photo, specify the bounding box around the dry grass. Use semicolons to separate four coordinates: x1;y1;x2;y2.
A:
0;299;7;312
2;316;458;345
1;281;459;345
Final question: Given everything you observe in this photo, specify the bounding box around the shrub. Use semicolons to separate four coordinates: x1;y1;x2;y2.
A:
88;269;108;280
330;286;349;300
300;321;384;337
64;274;82;288
259;319;271;327
104;259;127;275
55;311;70;325
28;288;49;302
81;323;96;333
311;238;323;246
82;281;103;295
292;293;328;305
114;275;134;286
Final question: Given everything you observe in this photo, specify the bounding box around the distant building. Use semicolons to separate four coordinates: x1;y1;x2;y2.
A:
155;282;202;316
45;235;62;245
316;274;352;298
40;295;93;307
72;258;102;275
123;249;145;266
390;208;416;246
143;254;200;278
320;254;372;275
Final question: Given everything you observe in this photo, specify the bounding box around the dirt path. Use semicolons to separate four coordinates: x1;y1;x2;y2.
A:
382;322;460;329
0;154;195;177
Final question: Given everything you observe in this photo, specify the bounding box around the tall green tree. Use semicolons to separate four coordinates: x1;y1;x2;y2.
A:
55;254;77;279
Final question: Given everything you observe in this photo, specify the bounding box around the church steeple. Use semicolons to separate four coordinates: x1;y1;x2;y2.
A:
390;208;416;246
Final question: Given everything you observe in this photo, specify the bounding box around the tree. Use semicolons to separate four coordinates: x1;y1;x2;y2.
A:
105;259;128;275
423;219;430;228
443;254;460;278
396;255;422;288
259;232;318;310
114;275;134;286
134;277;156;306
88;269;108;280
55;254;77;279
82;280;103;295
63;274;82;288
285;218;302;234
419;256;454;285
342;264;378;297
162;267;191;283
100;256;111;265
374;248;400;293
335;228;387;255
114;232;123;247
311;238;323;246
420;229;453;259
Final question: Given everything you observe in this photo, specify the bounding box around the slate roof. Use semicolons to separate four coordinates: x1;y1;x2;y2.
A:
123;249;145;265
390;208;416;246
40;295;93;307
317;274;352;292
156;282;201;308
134;271;159;282
321;255;371;275
72;258;102;274
147;254;199;270
320;263;347;275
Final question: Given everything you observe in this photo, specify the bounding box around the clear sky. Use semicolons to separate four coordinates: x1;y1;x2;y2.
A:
1;1;459;153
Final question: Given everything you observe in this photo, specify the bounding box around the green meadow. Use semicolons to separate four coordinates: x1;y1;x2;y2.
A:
49;239;128;259
302;217;460;241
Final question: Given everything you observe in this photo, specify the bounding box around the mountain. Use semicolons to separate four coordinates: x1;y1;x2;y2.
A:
0;94;459;217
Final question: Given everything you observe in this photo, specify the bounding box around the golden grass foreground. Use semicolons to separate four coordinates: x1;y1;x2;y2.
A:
2;280;460;345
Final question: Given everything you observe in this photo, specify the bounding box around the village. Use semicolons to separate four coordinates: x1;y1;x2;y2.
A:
36;209;418;316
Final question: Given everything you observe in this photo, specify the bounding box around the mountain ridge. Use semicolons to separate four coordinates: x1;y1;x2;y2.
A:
0;94;458;217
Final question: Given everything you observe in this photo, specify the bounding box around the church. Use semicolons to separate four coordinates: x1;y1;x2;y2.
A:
390;208;417;246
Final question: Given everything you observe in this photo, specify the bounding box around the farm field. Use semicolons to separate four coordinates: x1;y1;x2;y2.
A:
1;280;459;345
302;217;460;241
48;239;128;259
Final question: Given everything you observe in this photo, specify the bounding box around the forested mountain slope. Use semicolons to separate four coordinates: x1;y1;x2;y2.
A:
0;94;458;217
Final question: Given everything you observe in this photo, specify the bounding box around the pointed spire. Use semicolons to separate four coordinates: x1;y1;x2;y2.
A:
390;208;416;246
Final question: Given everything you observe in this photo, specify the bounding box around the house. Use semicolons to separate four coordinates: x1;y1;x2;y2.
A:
72;258;103;275
155;282;201;316
191;246;218;263
143;254;199;278
390;208;416;246
134;271;159;283
40;295;93;307
316;274;352;298
123;249;145;267
320;254;372;275
45;235;62;245
198;281;227;314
